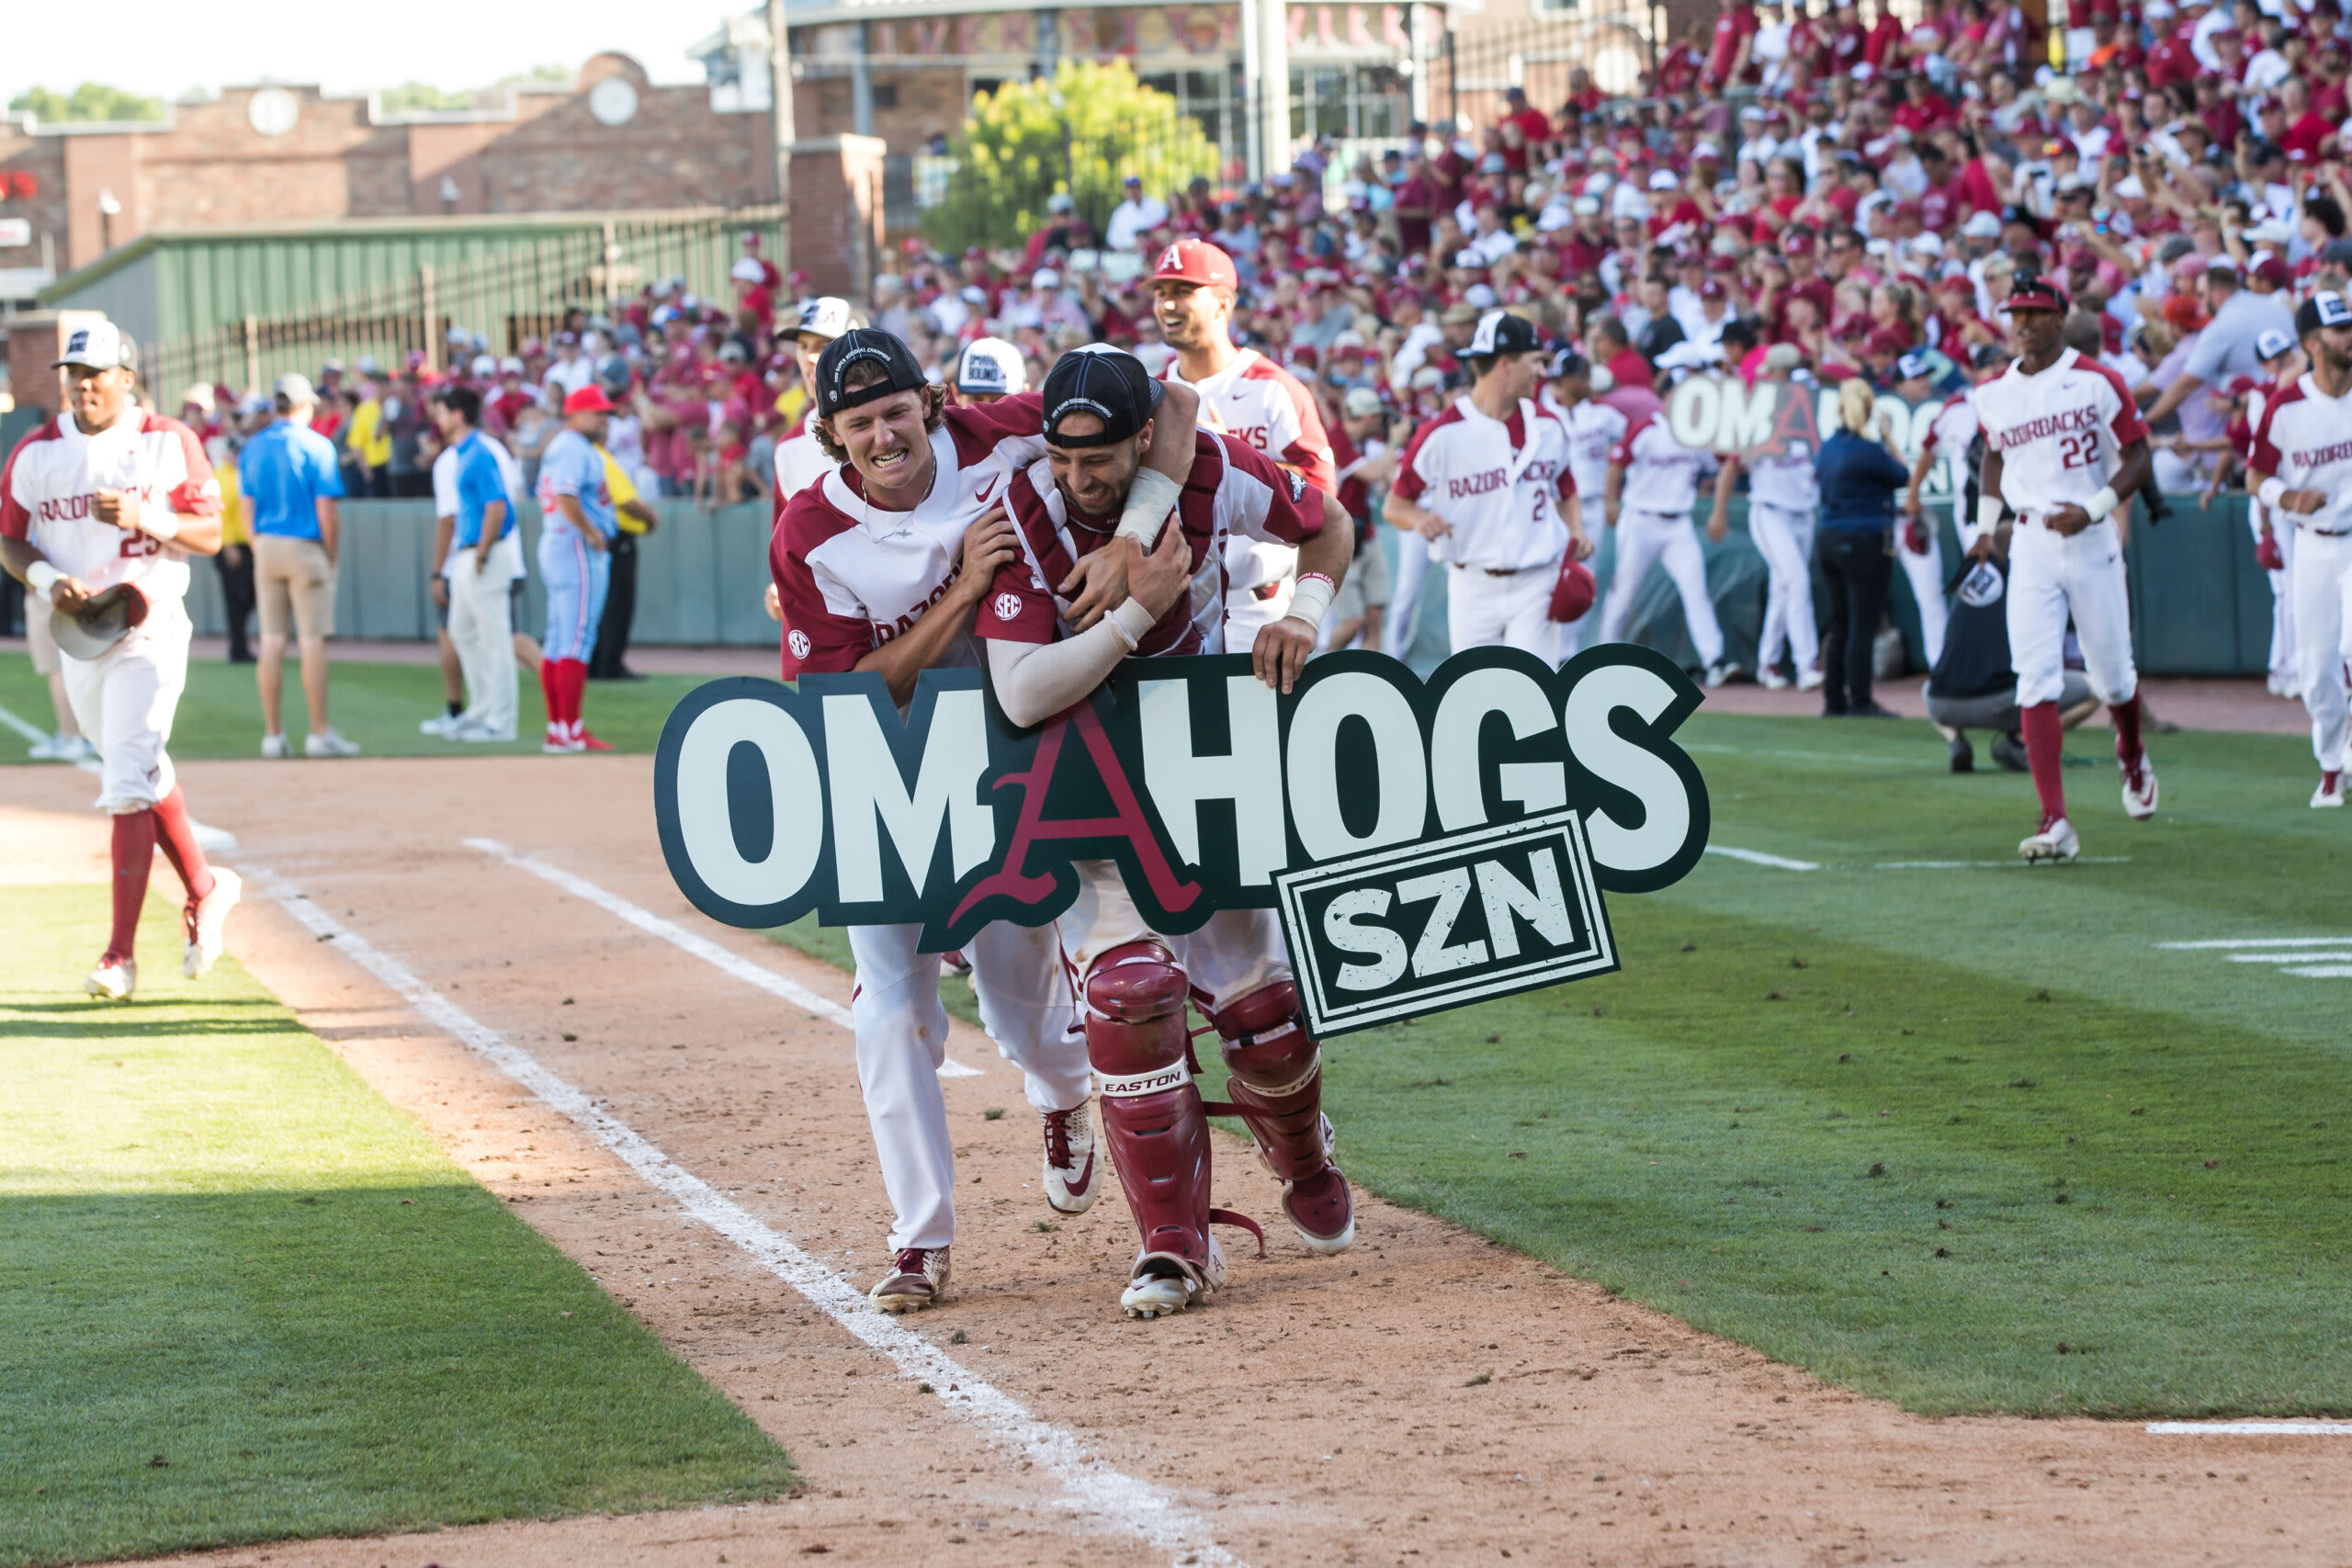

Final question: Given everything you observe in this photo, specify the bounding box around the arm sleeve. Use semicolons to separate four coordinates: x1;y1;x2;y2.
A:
1869;443;1914;488
2179;324;2230;387
2098;361;2151;446
167;423;225;516
986;614;1146;728
432;457;460;518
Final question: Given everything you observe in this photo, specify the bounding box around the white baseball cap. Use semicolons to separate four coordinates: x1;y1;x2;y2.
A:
1033;267;1061;289
730;256;767;284
1648;168;1681;192
956;336;1027;396
53;320;137;372
274;371;317;405
1962;210;2003;239
469;353;499;378
796;297;855;340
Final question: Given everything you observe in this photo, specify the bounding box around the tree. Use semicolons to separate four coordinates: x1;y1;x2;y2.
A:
9;84;166;124
377;65;572;116
922;61;1220;258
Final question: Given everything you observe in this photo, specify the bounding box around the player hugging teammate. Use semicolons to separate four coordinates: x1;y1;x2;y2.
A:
1969;277;2159;862
2;323;242;998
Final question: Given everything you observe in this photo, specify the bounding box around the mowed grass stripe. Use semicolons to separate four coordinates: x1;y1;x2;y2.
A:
0;886;792;1565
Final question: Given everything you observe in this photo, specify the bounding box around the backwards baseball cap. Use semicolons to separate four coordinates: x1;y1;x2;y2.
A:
1895;350;1934;382
1467;310;1541;357
956;336;1027;396
2295;291;2352;336
2003;276;2070;314
2256;326;2298;361
812;328;928;421
1040;344;1164;448
1150;237;1238;291
797;296;856;341
53;320;137;373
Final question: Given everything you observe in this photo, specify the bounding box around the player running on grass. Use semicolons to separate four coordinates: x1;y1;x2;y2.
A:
975;346;1359;1319
2244;292;2352;810
769;328;1204;1313
1968;276;2157;863
0;322;242;999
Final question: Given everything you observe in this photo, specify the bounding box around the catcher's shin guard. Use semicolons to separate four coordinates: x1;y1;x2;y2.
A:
1213;980;1355;1254
1086;942;1219;1304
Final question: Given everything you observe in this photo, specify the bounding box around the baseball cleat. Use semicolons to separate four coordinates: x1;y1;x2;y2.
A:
1041;1101;1101;1215
1702;660;1742;688
304;728;362;759
1120;1238;1227;1319
1759;667;1792;691
1948;735;1975;773
541;737;585;755
2120;755;2159;820
182;866;243;980
1992;732;2030;773
420;712;464;737
260;733;291;760
869;1246;950;1313
85;953;136;1001
1796;666;1825;693
578;731;614;751
2018;815;2081;863
2314;771;2346;809
1285;1166;1357;1255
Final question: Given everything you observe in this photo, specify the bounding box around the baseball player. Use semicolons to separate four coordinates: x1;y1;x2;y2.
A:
950;337;1026;406
536;387;627;753
771;329;1204;1312
1970;276;2157;862
1710;350;1821;691
1887;352;1951;668
2238;328;2305;700
1148;239;1337;644
773;298;856;502
976;347;1359;1319
0;321;242;999
1600;409;1736;686
2245;293;2352;809
1384;311;1589;663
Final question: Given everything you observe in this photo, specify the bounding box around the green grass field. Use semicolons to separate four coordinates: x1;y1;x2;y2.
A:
0;886;795;1566
0;651;702;761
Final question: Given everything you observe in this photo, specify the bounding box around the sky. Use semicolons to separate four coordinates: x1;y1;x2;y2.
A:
4;0;736;109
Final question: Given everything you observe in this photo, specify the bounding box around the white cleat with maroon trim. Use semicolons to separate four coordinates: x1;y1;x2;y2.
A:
2018;815;2081;863
869;1246;950;1314
2313;772;2345;809
2120;755;2159;820
1042;1100;1100;1214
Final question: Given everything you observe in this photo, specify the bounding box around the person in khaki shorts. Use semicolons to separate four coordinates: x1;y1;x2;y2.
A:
241;373;358;758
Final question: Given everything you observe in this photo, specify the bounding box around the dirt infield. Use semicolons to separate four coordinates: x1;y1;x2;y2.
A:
9;754;2350;1567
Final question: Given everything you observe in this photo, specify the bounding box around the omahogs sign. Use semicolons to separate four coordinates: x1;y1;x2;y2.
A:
655;646;1711;1020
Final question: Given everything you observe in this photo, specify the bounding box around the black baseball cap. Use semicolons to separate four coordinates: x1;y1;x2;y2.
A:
1466;310;1541;357
1041;345;1164;447
2295;292;2352;335
813;329;926;420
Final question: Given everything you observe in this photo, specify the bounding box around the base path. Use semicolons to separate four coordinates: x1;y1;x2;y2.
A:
7;757;2346;1567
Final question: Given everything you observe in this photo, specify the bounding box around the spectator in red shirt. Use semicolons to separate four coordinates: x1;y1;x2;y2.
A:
2278;78;2337;164
1705;0;1759;89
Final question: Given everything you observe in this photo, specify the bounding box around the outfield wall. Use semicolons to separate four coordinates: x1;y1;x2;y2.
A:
179;496;2278;678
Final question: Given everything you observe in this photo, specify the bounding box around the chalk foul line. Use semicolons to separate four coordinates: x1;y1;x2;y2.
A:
462;836;982;1077
256;872;1239;1567
2147;1422;2352;1436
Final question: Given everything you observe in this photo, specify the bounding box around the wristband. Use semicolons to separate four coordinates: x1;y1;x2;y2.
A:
1976;494;2005;534
25;561;61;600
2258;478;2287;510
1114;468;1182;547
142;510;180;542
1286;571;1337;634
2082;485;2120;524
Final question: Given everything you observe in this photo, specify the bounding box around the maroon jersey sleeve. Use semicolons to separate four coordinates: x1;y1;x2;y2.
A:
1275;373;1340;497
147;415;223;517
942;390;1046;467
973;467;1064;645
770;490;878;679
1219;432;1323;545
2249;381;2301;475
1389;413;1446;502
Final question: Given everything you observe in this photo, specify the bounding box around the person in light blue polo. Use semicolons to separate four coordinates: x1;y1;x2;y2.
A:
241;373;356;758
435;383;521;741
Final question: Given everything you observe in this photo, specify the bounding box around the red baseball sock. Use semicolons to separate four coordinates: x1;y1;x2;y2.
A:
109;809;158;959
539;660;565;735
2020;701;2067;824
2109;690;2144;769
560;659;588;737
151;786;215;906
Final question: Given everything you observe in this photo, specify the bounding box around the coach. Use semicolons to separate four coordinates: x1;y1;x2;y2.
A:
441;385;521;742
242;374;358;759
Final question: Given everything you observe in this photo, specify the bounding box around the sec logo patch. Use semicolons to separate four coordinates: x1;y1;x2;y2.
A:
787;628;811;660
992;592;1023;622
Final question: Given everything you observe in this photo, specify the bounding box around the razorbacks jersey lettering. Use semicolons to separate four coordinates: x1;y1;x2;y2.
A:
2250;373;2352;534
1392;396;1576;571
1552;397;1628;502
0;407;220;602
1611;412;1720;516
1164;349;1335;596
1972;349;2147;523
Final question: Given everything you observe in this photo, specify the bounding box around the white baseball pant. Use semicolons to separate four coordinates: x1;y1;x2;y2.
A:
2005;518;2136;708
847;919;1092;1252
2256;508;2298;694
1382;530;1434;660
1599;508;1724;667
1446;558;1565;665
1897;525;1950;667
447;535;520;737
2289;526;2352;773
1224;538;1296;649
1057;861;1288;1014
62;596;189;813
1748;502;1818;678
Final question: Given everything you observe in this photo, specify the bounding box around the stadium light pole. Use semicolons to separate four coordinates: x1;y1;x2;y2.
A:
1259;0;1289;182
768;0;797;274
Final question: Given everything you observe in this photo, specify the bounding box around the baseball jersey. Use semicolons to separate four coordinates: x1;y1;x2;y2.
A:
771;393;1050;681
1164;349;1335;597
1972;348;2149;522
1745;446;1820;512
1;407;220;604
2250;373;2352;535
774;426;831;502
1611;411;1720;516
978;429;1323;656
1391;396;1575;572
537;428;618;537
1553;396;1629;504
1917;389;1981;505
432;433;526;579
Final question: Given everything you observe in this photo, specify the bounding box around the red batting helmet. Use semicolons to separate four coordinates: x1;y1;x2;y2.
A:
1150;237;1239;291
